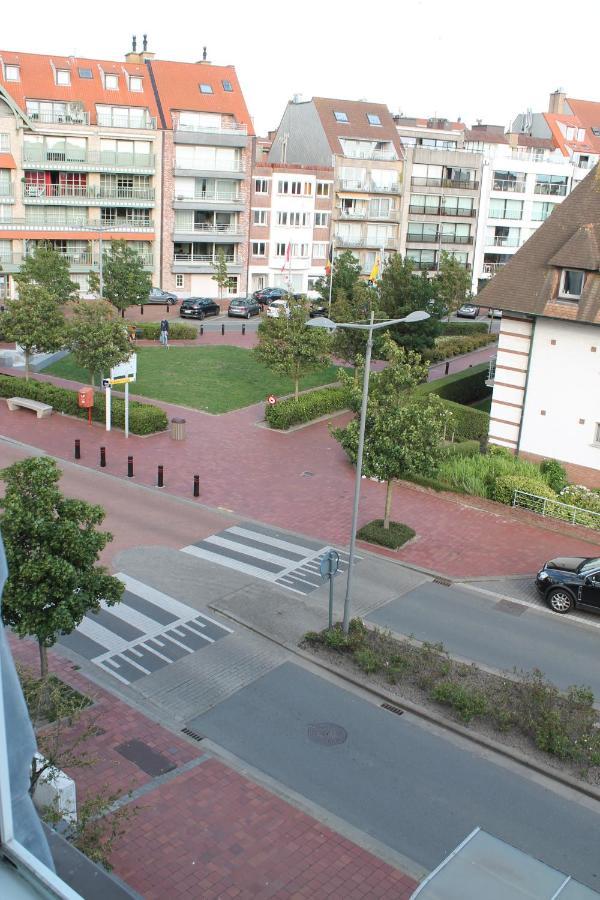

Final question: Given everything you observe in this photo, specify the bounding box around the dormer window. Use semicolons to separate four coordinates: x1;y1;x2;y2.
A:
5;65;20;82
334;111;349;123
104;73;119;90
56;69;71;86
129;76;143;92
559;269;585;300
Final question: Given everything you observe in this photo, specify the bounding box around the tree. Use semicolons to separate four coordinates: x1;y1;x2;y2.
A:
90;240;152;318
330;281;384;369
211;247;230;301
377;255;442;353
66;300;132;385
434;251;472;319
314;249;362;306
332;337;451;528
15;244;79;305
2;284;65;380
0;457;124;677
254;296;332;400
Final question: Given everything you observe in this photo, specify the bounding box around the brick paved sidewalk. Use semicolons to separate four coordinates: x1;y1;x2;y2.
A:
11;637;417;899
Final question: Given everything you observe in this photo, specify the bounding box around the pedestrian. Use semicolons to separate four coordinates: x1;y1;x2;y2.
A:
159;318;169;349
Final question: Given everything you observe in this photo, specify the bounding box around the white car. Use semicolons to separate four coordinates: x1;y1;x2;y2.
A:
266;299;290;318
487;308;502;319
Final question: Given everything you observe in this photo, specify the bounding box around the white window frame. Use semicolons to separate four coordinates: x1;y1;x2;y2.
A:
255;178;269;194
313;242;327;258
5;65;20;82
199;83;213;94
252;209;268;225
316;181;330;197
56;69;71;86
334;111;349;123
252;241;266;257
0;134;9;152
226;275;238;294
276;242;286;256
314;212;329;228
104;72;119;90
594;423;600;446
129;75;143;92
303;182;313;196
558;269;585;300
277;212;288;226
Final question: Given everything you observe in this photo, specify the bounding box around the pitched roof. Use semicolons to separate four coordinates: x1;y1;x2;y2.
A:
0;49;159;125
478;166;600;324
464;127;508;145
311;97;404;157
565;98;600;153
146;59;254;132
543;112;596;156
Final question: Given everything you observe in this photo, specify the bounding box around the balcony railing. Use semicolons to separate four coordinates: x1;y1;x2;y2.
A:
0;216;154;231
174;253;237;265
488;235;519;247
173;224;242;236
23;184;155;201
492;179;526;193
411;177;479;190
483;262;506;274
173;161;245;174
96;112;156;130
27;110;90;126
534;182;568;196
174;190;242;203
12;250;153;268
23;149;155;170
410;259;471;271
175;120;247;136
406;233;473;244
334;234;396;249
338;179;401;194
408;204;475;217
489;209;522;220
344;150;398;161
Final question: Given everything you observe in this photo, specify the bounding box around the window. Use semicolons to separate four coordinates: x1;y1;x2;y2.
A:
534;174;568;196
367;113;381;125
255;178;268;194
314;212;329;227
175;273;184;288
0;134;9;152
78;67;93;79
227;276;238;294
56;69;71;86
488;198;523;220
199;83;213;94
222;80;233;92
334;111;349;123
276;243;287;256
292;243;309;258
303;182;312;196
594;423;600;446
252;241;266;256
369;197;392;218
277;212;288;226
97;105;153;128
253;209;268;225
5;64;20;81
531;202;556;221
316;181;330;197
277;180;301;195
104;73;119;90
129;76;143;92
559;269;585;300
313;242;327;258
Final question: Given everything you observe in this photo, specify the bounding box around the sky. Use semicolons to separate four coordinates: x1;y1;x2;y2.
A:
2;0;598;135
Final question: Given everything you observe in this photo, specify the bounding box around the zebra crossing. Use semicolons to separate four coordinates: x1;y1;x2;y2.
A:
59;574;232;685
181;522;354;595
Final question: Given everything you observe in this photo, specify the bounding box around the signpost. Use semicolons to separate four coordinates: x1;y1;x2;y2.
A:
319;549;340;629
105;354;137;437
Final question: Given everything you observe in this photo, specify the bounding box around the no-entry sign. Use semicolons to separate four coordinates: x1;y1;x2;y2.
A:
267;395;277;405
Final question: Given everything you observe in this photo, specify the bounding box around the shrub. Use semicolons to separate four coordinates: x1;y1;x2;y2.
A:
265;386;348;429
559;485;600;513
354;648;382;673
489;474;557;506
356;519;415;549
431;681;488;722
134;322;197;340
442;440;481;458
0;374;168;435
422;333;496;363
439;322;489;336
441;400;489;442
419;363;490;405
539;459;568;493
402;473;464;493
438;451;546;500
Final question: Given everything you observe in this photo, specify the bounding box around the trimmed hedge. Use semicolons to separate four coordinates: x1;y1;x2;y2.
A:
0;374;168;435
442;439;481;458
419;362;490;405
134;322;197;340
357;519;415;549
265;386;349;430
440;322;489;336
442;400;490;442
422;333;497;363
489;474;556;506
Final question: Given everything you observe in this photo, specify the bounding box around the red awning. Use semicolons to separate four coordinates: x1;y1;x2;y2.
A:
0;154;17;169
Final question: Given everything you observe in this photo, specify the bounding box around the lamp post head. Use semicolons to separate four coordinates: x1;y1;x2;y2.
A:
306;316;337;331
402;310;430;323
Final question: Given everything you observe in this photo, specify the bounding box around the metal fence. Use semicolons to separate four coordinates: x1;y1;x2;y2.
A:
512;490;600;530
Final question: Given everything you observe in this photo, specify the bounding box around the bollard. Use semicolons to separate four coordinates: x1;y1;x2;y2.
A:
74;439;81;460
157;465;164;488
200;324;204;336
221;323;225;336
242;323;246;336
140;305;144;316
445;361;450;375
100;446;106;468
127;455;134;478
193;475;200;497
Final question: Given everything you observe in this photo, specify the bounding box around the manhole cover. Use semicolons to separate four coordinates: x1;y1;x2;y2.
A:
307;722;347;746
301;471;314;477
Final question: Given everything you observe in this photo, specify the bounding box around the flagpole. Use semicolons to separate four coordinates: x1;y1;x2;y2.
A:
288;241;292;291
327;239;334;315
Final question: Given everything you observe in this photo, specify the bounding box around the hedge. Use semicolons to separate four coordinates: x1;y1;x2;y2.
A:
422;333;497;363
356;519;415;549
442;439;481;458
134;322;197;340
440;322;489;337
441;400;490;442
419;362;490;405
489;474;556;506
0;374;168;435
265;386;349;430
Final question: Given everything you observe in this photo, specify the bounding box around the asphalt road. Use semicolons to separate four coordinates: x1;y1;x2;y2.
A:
192;661;600;889
367;582;600;695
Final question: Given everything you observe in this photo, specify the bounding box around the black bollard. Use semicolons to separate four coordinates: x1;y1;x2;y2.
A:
100;446;106;468
74;439;81;459
193;475;200;497
127;455;134;478
242;323;245;336
200;324;204;336
221;323;225;336
445;361;450;375
157;465;164;488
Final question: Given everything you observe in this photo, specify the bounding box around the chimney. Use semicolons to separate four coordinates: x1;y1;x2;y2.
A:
507;131;519;148
125;33;155;63
549;89;566;115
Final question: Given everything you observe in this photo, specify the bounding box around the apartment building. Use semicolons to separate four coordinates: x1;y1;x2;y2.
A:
268;97;404;278
0;44;254;302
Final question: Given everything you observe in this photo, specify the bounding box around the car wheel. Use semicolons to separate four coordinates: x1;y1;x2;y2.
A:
198;312;205;320
547;588;573;614
246;312;251;319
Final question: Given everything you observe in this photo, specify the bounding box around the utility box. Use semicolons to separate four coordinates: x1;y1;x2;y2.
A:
77;387;94;408
32;753;77;824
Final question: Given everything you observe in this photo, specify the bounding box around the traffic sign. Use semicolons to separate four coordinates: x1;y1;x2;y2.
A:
319;550;340;579
108;376;134;385
267;394;277;405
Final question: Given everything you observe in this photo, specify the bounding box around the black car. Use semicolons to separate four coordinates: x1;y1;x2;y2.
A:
148;287;178;305
535;556;600;614
309;301;327;318
179;297;220;319
228;297;260;318
253;287;287;308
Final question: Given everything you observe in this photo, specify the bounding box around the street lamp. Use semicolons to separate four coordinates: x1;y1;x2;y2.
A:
86;222;118;298
308;309;429;633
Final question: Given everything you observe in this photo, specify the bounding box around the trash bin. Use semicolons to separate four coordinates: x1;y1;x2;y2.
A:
171;417;186;441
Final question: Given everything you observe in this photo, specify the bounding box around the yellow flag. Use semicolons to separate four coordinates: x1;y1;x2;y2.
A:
369;255;380;281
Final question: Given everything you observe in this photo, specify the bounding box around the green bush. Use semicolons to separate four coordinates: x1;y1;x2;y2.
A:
354;648;383;674
431;681;488;722
438;451;546;500
356;519;415;549
489;474;557;506
0;374;168;435
402;473;465;493
441;400;489;442
442;440;481;458
539;459;568;493
265;386;348;429
419;363;490;405
440;322;489;336
422;334;496;363
134;322;197;340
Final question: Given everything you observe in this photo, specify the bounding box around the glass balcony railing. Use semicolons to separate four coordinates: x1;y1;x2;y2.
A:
174;119;247;136
411;177;479;190
23;149;155;169
27;110;90;125
492;179;526;193
534;182;568;196
174;190;242;203
23;185;155;201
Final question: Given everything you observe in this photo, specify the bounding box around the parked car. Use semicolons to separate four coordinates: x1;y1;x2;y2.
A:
179;297;220;319
228;297;260;318
309;301;327;318
535;556;600;614
253;287;288;308
148;287;178;305
266;299;290;318
456;303;480;319
487;308;502;318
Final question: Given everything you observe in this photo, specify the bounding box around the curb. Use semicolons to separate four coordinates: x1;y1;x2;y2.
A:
209;605;600;806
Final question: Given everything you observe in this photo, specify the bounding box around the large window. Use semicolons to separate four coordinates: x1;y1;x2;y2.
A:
493;171;526;192
486;225;520;247
175;145;241;172
316;181;330;197
253;209;268;225
407;249;436;269
535;174;568;196
100;138;151;165
313;242;327;258
96;105;153;128
488;198;523;220
255;178;269;194
368;197;392;218
531;201;556;221
559;269;585;299
314;212;329;227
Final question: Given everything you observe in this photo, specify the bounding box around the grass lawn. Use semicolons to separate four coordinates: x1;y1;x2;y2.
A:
471;394;492;413
45;346;346;414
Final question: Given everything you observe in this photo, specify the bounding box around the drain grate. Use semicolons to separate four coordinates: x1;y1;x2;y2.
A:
114;739;176;776
181;727;204;742
381;702;405;717
307;722;347;746
301;471;315;478
433;577;452;587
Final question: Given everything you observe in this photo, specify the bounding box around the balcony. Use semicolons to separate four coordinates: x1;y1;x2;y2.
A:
22;185;155;206
534;182;568;196
337;179;401;194
0;183;14;202
482;262;506;275
173;224;244;243
174;120;248;148
492;179;526;193
3;250;152;270
487;235;519;247
96;111;156;130
172;190;244;213
408;204;475;217
335;234;397;249
27;110;90;126
338;208;400;222
410;259;471;271
173;161;245;180
406;233;473;245
343;150;398;161
0;252;23;272
0;217;154;233
172;253;242;274
23;149;155;174
411;177;479;190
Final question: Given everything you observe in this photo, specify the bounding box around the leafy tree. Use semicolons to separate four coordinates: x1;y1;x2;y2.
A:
90;239;152;317
254;296;332;400
66;300;132;385
0;457;124;677
330;281;384;368
2;284;65;380
314;249;362;307
434;251;472;319
377;255;441;353
211;247;230;301
332;337;451;528
15;244;79;305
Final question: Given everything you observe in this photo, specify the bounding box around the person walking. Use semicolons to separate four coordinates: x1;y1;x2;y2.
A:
159;318;169;349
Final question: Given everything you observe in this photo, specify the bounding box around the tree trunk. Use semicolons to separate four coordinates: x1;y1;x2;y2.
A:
294;375;299;401
121;308;125;318
24;349;31;382
383;480;394;530
38;641;48;678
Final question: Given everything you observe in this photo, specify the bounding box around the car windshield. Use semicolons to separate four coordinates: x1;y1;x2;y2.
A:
578;558;600;575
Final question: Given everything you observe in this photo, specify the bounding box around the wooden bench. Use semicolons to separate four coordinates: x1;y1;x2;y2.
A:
6;397;53;418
